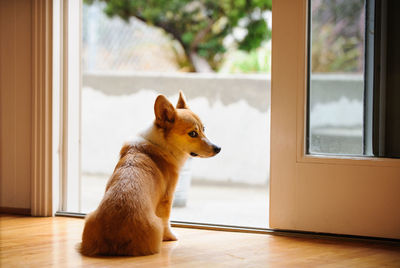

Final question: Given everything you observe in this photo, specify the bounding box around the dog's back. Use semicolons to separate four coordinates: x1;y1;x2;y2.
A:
80;142;174;256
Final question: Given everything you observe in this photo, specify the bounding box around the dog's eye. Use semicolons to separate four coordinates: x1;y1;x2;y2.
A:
188;131;198;138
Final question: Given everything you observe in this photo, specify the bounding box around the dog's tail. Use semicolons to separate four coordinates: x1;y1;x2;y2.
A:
77;241;100;256
75;242;82;253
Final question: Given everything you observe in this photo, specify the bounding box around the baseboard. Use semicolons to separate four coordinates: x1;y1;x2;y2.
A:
0;207;31;216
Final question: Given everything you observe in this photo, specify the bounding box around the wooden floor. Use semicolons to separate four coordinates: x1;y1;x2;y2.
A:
1;215;399;267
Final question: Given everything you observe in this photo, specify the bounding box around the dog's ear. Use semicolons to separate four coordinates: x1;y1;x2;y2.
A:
155;95;176;128
176;91;189;109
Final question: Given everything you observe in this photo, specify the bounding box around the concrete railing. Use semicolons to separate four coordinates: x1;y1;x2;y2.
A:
83;71;271;112
309;74;363;107
83;72;363;109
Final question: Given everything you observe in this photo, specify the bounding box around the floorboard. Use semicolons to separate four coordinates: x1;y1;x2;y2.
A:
1;214;399;267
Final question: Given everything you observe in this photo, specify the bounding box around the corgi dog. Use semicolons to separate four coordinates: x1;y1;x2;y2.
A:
80;92;220;256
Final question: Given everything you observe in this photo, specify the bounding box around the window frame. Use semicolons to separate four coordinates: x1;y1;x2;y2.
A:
302;0;399;166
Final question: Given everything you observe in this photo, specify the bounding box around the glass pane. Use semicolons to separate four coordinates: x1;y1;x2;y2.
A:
81;1;271;228
308;0;366;155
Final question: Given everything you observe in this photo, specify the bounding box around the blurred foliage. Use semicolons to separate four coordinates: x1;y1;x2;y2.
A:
220;44;270;73
84;0;272;72
311;0;365;73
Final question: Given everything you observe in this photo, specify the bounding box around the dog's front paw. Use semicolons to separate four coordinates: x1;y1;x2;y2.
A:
163;230;178;241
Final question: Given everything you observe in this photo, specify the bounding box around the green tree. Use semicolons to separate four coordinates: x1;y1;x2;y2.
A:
85;0;272;72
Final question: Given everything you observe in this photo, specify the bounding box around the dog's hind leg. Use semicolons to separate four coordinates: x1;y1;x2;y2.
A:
122;215;164;256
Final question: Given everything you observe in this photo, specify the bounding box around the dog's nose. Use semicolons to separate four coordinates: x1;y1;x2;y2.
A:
213;145;221;154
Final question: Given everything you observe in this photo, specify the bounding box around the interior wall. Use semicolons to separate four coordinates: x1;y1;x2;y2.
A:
0;0;32;211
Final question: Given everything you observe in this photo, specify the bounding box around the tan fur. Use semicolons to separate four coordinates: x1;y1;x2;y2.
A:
79;92;220;256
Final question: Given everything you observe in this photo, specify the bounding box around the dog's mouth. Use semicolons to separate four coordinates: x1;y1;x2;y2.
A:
190;152;198;157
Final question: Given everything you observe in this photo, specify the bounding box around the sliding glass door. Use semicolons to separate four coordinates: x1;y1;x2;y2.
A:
57;0;272;229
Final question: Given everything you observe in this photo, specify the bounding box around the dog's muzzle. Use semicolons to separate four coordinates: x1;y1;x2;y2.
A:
213;145;221;154
190;144;221;157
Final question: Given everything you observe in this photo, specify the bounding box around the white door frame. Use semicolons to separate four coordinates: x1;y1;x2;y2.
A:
270;0;400;239
53;0;82;213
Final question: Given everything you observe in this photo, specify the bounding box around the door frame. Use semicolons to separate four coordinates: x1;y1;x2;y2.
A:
270;0;400;239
